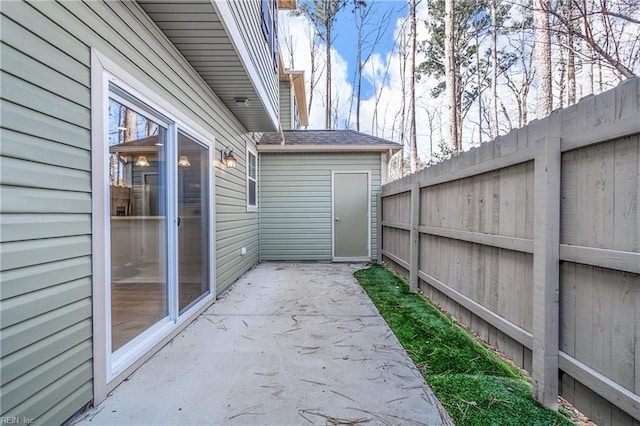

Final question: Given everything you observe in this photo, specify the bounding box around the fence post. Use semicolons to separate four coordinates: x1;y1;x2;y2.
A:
409;182;420;292
377;192;382;263
532;135;561;409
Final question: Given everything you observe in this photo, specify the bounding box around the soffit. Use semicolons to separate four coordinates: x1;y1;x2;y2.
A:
137;0;276;132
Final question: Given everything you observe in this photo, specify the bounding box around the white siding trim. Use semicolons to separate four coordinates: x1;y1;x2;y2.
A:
246;144;258;212
90;48;109;405
380;152;388;185
90;48;217;404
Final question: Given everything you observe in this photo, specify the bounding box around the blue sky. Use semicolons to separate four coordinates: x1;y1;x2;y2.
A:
330;1;407;99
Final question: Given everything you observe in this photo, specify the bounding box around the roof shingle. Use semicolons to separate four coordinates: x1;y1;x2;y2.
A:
259;130;401;147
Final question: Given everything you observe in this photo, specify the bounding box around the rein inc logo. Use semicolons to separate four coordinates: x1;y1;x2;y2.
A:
0;418;33;424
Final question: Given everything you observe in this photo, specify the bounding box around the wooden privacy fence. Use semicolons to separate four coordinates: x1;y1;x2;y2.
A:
379;78;640;426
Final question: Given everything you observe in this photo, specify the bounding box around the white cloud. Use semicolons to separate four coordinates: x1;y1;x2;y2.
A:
278;3;523;163
279;13;353;129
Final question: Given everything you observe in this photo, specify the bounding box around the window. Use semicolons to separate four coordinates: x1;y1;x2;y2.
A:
261;0;278;71
247;148;258;211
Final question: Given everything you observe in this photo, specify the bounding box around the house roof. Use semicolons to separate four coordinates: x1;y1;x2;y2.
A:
257;130;402;153
109;136;160;154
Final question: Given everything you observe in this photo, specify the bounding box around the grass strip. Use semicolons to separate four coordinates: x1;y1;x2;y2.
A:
354;264;574;426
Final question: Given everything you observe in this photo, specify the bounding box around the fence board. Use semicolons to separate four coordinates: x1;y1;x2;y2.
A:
560;245;640;274
611;271;636;393
380;78;640;422
418;269;532;347
613;136;639;253
559;262;577;356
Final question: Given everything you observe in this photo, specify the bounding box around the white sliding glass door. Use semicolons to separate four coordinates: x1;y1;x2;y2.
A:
105;82;213;376
177;131;211;314
108;97;170;353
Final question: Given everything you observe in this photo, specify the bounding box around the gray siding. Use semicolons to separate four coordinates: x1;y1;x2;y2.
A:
279;80;292;130
1;1;259;423
260;153;381;261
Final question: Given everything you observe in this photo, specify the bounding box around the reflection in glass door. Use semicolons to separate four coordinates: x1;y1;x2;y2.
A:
177;132;210;314
108;98;168;352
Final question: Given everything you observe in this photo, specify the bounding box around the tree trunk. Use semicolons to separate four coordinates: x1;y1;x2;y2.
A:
308;31;319;120
325;12;332;129
409;0;418;172
444;0;459;152
353;2;363;132
534;0;552;118
475;21;483;145
124;109;136;142
355;21;362;131
567;0;576;105
490;0;499;139
556;28;566;108
582;0;594;96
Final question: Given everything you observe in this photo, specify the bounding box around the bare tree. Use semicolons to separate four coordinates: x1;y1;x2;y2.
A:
296;0;352;129
444;0;459;151
534;0;553;118
566;0;576;104
555;2;567;109
397;17;410;176
307;26;324;121
422;106;440;164
503;8;535;128
409;0;419;172
546;0;638;80
490;0;499;139
348;2;392;131
370;15;406;137
279;18;296;68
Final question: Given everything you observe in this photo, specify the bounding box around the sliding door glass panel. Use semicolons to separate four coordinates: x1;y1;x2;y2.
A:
108;98;168;351
177;132;210;314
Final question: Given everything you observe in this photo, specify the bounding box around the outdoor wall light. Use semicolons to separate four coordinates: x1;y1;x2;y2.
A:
234;97;251;107
135;155;150;167
177;155;191;167
221;147;237;169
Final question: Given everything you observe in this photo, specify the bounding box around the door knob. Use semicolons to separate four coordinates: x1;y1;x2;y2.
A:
335;217;340;221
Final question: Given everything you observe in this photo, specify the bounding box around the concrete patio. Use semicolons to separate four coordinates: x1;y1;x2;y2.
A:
73;263;453;425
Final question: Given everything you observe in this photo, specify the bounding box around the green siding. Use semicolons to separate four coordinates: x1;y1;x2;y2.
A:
1;0;260;423
228;0;279;121
259;153;381;261
280;80;292;130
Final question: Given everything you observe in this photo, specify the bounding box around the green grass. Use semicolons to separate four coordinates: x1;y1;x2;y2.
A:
354;264;574;426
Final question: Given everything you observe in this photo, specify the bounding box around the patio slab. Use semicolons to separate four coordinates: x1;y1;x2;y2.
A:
73;262;453;425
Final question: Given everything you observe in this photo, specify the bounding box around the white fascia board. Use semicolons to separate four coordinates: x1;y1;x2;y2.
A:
213;0;279;130
256;144;402;153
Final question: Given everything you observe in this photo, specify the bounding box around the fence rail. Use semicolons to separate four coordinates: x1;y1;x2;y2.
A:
379;77;640;425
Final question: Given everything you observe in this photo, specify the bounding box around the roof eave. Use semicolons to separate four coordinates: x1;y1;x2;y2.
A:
277;0;297;10
256;144;402;153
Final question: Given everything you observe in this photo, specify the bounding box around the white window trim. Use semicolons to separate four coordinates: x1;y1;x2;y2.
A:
91;48;216;404
246;145;258;212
